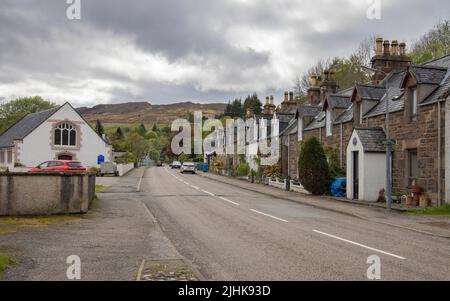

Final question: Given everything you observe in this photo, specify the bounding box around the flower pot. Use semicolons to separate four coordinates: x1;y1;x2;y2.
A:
410;185;423;195
419;196;429;208
406;196;414;206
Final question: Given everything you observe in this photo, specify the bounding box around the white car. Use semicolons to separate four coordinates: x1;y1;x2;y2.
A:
171;161;182;169
180;162;196;174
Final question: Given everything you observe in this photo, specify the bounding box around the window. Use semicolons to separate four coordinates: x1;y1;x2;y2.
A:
408;149;418;185
54;123;76;146
410;88;418;116
297;118;303;141
7;150;12;163
48;161;64;167
326;109;332;137
359;103;363;125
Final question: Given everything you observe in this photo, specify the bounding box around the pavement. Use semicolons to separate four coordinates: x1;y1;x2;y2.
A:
198;172;450;239
140;167;450;280
0;168;193;281
1;167;449;280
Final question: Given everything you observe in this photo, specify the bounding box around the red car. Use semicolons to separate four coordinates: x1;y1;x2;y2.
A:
28;160;86;173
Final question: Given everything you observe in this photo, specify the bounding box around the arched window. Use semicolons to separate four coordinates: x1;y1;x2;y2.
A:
55;123;76;146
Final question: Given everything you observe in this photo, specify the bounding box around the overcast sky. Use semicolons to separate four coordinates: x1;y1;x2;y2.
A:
0;0;448;107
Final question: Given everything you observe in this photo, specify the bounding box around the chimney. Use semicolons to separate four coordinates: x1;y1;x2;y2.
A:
307;76;321;107
320;69;338;102
375;38;383;55
284;91;289;102
263;96;276;115
289;92;294;102
270;95;274;105
399;42;406;56
391;40;399;56
383;40;390;56
246;107;254;119
371;37;411;85
265;96;270;105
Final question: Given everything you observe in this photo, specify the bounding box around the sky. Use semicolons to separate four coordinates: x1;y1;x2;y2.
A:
0;0;448;107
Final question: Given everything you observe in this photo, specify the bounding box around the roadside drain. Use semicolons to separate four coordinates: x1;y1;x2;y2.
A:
136;259;199;281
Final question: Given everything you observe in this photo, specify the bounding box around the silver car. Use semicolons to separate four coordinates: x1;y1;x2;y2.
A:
180;162;196;174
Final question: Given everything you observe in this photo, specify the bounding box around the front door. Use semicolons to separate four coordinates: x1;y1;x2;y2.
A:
58;154;72;160
353;151;359;200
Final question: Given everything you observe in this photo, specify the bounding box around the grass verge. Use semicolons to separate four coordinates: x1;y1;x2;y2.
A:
0;252;15;275
408;204;450;216
95;184;106;193
0;215;81;227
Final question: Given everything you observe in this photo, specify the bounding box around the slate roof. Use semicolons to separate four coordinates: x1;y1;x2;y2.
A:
355;84;386;100
0;107;60;148
296;105;321;118
364;88;405;117
420;70;450;105
304;111;326;131
410;65;448;85
326;95;352;109
422;54;450;68
334;105;353;124
355;128;386;153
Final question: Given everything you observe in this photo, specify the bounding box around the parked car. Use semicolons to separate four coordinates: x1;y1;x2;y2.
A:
180;162;196;174
99;162;119;177
28;160;86;173
171;161;182;169
156;161;163;167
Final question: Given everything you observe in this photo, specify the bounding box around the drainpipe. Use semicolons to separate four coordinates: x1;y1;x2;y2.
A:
438;101;442;206
340;122;343;168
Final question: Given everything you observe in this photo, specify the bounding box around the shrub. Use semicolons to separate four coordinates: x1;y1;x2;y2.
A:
236;162;250;177
298;138;331;195
324;147;345;178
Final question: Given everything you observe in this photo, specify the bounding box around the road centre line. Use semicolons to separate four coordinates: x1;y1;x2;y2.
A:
250;209;289;223
202;190;215;196
312;230;406;260
218;197;240;206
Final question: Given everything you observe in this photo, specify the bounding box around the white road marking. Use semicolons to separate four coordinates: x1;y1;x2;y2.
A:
202;190;215;196
218;197;240;206
312;230;406;260
136;259;146;281
191;185;200;190
136;177;143;192
250;209;289;223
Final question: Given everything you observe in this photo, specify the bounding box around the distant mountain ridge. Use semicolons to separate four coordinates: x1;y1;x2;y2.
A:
78;101;226;125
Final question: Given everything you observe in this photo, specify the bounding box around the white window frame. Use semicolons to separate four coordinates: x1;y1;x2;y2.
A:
326;108;332;137
411;88;418;116
297;118;303;141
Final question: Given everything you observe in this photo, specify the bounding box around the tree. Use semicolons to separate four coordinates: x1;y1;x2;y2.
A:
138;123;147;137
116;127;124;140
243;93;262;116
410;20;450;64
125;132;150;164
178;152;187;163
95;120;104;137
0;96;57;134
298;137;331;195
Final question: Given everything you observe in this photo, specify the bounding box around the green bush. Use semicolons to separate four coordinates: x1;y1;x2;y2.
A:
298;138;331;195
89;167;100;174
115;152;136;164
324;147;345;178
236;162;250;177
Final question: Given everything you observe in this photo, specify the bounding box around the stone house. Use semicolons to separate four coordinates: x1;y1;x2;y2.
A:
0;102;113;170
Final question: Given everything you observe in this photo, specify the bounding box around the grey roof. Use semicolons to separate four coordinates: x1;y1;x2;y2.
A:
334;105;353;124
326;95;352;109
304;111;326;131
421;70;450;105
380;70;405;88
296;105;321;118
356;84;386;100
422;54;450;68
355;128;386;153
410;65;447;85
364;88;405;118
0;107;60;148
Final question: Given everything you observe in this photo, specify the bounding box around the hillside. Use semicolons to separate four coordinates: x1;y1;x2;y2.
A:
78;101;227;125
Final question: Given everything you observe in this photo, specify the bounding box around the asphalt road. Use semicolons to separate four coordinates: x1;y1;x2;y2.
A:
141;166;450;280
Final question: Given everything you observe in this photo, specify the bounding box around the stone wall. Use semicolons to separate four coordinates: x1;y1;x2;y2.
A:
0;172;96;216
366;103;445;204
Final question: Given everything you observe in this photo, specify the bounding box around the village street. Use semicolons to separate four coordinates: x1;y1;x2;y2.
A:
3;167;449;281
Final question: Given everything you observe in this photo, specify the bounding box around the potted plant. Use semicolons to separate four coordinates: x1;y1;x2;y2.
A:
419;196;429;208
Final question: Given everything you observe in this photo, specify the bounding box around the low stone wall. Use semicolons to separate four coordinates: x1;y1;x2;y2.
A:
117;163;134;176
268;178;287;190
0;172;96;216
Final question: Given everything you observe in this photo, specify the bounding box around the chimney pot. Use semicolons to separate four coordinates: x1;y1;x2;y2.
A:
383;40;390;56
399;42;406;56
270;95;274;105
323;70;330;81
284;91;289;102
375;37;383;55
391;40;399;56
265;96;270;105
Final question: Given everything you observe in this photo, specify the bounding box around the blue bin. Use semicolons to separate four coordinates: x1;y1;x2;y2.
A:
196;163;201;171
330;177;347;197
203;163;209;173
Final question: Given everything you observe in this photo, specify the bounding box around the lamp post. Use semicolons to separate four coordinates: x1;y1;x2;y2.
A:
361;66;393;210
